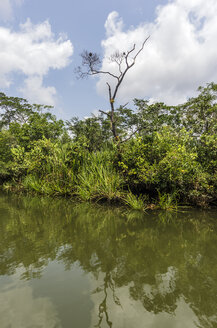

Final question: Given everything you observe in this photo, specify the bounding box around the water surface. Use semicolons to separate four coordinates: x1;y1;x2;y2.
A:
0;192;217;328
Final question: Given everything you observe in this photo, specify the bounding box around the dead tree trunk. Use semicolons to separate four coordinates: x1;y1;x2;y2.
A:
75;36;150;144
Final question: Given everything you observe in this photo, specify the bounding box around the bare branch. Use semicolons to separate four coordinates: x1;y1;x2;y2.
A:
109;52;124;76
106;82;112;100
82;50;101;70
75;66;120;80
122;102;129;108
133;36;150;61
99;109;111;117
119;127;143;143
75;50;119;80
108;51;124;65
125;44;136;67
91;70;119;80
112;36;150;100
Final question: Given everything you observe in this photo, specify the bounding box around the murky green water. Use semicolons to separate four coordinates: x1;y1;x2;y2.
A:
0;192;217;328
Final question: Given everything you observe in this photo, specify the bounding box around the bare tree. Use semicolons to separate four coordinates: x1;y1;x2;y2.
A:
75;36;150;141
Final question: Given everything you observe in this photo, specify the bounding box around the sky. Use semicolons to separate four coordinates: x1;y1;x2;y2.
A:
0;0;217;120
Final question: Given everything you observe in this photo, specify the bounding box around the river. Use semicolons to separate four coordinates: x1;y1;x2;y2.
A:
0;192;217;328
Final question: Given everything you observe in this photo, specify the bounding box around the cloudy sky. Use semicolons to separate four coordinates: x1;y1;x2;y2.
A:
0;0;217;119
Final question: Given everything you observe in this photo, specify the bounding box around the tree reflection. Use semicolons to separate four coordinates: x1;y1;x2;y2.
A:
93;272;121;328
0;193;217;327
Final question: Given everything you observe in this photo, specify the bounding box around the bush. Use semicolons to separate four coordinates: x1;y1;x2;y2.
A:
118;127;214;206
10;138;87;195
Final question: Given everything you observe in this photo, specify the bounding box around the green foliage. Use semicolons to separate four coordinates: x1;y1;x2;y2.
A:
0;92;33;128
179;83;217;135
0;92;53;128
0;92;66;148
1;84;217;207
197;133;217;173
18;139;85;195
8;112;65;149
67;114;112;151
133;99;182;135
118;127;213;206
0;93;67;183
0;130;17;182
0;130;15;162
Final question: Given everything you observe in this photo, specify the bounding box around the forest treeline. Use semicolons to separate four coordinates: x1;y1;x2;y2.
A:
0;83;217;209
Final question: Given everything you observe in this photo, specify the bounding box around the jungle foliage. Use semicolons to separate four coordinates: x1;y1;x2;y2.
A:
0;83;217;208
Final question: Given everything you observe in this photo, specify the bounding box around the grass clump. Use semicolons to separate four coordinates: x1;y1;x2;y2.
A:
124;192;148;211
76;151;124;202
157;192;178;211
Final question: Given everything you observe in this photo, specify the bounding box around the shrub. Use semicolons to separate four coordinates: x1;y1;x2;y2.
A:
118;127;213;205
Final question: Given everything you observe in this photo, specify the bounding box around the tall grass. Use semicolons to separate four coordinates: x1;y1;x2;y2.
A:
20;142;76;195
158;191;177;210
124;192;148;211
22;174;74;195
76;151;124;201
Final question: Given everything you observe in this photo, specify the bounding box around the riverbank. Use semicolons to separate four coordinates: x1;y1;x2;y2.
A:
1;132;217;210
1;84;217;209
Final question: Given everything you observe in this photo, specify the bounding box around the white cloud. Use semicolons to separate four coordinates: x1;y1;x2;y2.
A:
0;283;62;327
104;11;124;37
0;0;12;21
20;76;57;106
0;0;24;21
97;0;217;105
0;19;73;105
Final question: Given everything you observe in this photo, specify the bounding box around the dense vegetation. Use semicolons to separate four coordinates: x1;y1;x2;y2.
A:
0;83;217;209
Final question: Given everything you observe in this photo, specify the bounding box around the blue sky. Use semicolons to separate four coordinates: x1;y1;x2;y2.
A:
0;0;217;120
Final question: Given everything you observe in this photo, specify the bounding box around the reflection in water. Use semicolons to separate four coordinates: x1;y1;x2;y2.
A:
90;283;200;328
0;192;217;327
0;270;61;328
93;272;121;328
